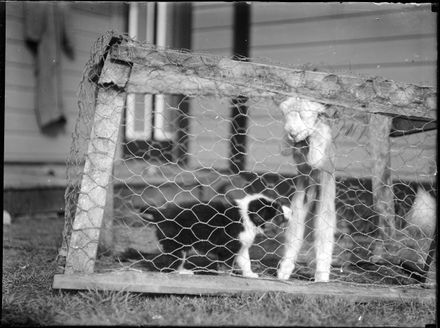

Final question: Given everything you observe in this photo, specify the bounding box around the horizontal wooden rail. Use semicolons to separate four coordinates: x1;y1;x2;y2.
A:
104;40;436;122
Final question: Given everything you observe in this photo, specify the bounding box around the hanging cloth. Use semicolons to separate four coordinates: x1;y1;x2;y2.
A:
23;2;75;134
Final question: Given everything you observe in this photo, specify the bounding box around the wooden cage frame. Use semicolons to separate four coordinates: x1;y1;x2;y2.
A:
53;35;436;301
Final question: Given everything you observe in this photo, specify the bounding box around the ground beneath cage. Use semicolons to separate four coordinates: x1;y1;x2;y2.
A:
3;213;435;326
109;219;436;287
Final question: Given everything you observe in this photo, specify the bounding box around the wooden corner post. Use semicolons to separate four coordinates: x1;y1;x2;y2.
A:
64;51;129;274
369;114;396;259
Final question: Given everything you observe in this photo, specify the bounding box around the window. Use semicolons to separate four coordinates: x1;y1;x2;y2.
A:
125;3;192;163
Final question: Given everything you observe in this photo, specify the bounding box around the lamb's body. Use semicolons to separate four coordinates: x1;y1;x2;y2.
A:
277;97;337;282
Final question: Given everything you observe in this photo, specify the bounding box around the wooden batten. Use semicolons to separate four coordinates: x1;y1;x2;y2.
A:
369;114;396;242
108;41;436;122
53;271;435;301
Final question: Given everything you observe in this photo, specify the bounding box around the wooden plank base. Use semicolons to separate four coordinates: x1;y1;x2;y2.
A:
53;271;435;301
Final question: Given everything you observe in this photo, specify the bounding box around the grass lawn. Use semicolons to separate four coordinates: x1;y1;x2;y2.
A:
2;214;437;326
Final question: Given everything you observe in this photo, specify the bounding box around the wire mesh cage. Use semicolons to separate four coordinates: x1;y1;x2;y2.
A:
54;32;436;296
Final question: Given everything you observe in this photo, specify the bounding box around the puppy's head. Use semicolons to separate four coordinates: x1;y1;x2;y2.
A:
247;197;292;235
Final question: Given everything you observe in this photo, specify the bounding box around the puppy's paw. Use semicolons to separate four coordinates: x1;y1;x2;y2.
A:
314;271;330;282
243;271;259;278
176;268;195;275
277;272;291;280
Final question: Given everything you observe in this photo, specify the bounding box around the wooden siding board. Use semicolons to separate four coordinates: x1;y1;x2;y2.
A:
4;3;125;163
5;65;35;89
251;38;435;72
6;41;36;66
192;48;232;58
5;88;35;111
193;29;233;51
6;2;125;20
71;3;124;17
251;9;435;46
5;32;104;77
247;121;284;142
4;133;73;162
252;3;430;22
249;2;436;94
189;122;229;140
5;15;25;41
6;65;82;98
71;31;116;53
62;53;92;72
6;88;79;116
188;98;230;169
193;3;231;11
5;2;23;18
188;137;229;169
193;4;232;30
61;73;83;96
4;111;77;134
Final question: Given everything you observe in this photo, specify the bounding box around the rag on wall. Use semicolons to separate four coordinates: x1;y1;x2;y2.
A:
23;2;75;134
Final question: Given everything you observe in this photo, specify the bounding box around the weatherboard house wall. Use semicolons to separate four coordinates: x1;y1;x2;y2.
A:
192;2;436;180
5;3;436;181
5;2;126;163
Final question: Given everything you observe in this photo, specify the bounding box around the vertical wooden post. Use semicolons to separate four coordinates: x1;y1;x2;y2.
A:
172;2;192;166
421;222;437;283
64;88;125;274
229;2;251;174
369;114;396;242
230;96;249;173
98;170;114;255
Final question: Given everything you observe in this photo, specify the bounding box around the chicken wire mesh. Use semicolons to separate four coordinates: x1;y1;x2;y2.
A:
58;32;436;287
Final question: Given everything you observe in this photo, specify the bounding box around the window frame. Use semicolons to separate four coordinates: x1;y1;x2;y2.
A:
123;3;191;163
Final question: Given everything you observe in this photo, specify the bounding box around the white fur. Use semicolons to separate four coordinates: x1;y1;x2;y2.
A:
313;171;336;282
280;97;326;142
176;251;195;275
3;210;12;225
405;188;436;237
282;205;294;219
308;121;332;169
277;189;308;280
235;193;272;278
277;97;336;282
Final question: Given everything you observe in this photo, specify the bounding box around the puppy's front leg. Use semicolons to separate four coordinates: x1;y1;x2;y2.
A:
176;251;194;275
236;245;258;278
